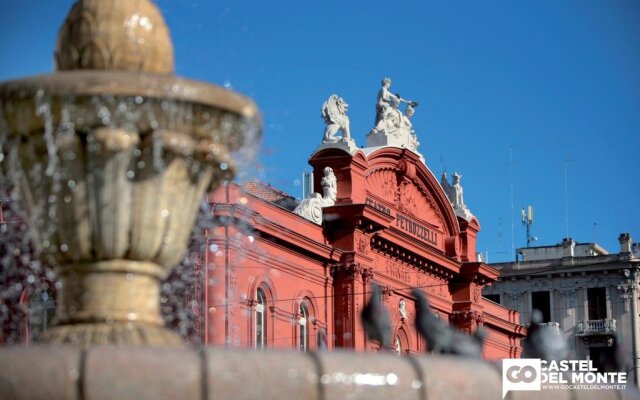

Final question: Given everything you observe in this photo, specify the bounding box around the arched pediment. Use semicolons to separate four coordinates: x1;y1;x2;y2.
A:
363;147;460;251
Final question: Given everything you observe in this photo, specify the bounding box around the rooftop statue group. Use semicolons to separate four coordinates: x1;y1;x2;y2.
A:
309;78;473;223
370;77;420;152
320;78;420;152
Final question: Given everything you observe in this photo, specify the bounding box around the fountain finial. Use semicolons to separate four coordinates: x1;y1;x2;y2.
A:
55;0;174;74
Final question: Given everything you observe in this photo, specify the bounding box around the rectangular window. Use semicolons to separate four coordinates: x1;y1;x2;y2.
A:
589;347;606;373
531;291;551;323
483;294;500;304
587;287;607;320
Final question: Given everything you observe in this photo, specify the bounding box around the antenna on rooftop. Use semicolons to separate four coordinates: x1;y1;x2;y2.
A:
508;146;519;258
521;205;537;247
496;217;507;256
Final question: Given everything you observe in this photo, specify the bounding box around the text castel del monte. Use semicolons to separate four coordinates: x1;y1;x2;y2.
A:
206;78;524;357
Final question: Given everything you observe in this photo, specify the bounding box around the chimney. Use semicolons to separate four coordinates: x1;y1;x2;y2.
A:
562;237;575;257
619;233;632;253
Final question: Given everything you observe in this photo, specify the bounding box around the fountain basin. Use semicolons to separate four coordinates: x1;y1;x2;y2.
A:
0;70;260;346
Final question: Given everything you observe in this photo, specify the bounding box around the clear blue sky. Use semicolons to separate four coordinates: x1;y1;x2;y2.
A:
1;1;638;262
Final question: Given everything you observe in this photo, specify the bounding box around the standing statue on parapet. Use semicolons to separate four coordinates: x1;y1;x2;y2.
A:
320;166;337;203
293;167;337;225
441;172;473;220
450;173;464;207
321;94;351;143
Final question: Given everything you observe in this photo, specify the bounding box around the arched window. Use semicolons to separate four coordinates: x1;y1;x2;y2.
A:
255;288;266;349
298;302;308;352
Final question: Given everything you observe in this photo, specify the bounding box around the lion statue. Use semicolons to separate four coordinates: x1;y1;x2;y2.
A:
321;94;351;143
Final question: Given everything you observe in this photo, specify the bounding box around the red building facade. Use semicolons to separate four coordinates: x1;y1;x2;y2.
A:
205;146;524;358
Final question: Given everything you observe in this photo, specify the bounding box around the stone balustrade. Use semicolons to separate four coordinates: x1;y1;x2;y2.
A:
1;347;637;400
576;319;617;336
540;322;561;332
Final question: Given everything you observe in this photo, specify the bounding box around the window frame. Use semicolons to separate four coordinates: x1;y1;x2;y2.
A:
255;287;266;349
298;301;308;352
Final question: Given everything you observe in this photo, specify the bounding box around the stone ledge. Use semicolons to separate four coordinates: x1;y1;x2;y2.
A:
0;347;637;400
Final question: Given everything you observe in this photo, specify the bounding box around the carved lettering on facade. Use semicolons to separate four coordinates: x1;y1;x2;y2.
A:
395;213;438;246
365;197;392;216
365;195;439;248
385;258;411;283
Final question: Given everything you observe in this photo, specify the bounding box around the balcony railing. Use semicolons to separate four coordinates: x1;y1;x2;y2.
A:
540;322;560;332
576;318;616;336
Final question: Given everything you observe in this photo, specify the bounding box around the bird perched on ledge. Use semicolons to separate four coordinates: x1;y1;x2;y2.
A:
522;309;568;361
412;288;486;358
361;283;392;349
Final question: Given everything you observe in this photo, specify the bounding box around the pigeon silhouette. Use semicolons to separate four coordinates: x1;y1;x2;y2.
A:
600;333;626;373
316;327;328;351
412;288;485;358
522;309;568;361
361;283;392;349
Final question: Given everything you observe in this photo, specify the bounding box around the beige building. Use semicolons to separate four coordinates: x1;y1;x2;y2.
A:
483;234;640;385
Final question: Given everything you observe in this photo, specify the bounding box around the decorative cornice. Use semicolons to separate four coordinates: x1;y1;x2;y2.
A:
451;309;485;326
370;236;455;281
330;263;372;283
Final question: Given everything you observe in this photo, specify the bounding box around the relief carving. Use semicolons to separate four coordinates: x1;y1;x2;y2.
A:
451;310;484;328
557;287;578;312
356;232;370;255
616;269;638;313
473;285;481;303
361;267;374;285
503;291;526;313
398;298;408;321
397;180;418;217
385;258;411;283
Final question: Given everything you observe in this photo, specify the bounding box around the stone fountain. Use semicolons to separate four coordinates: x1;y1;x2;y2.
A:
0;0;260;347
1;4;638;400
